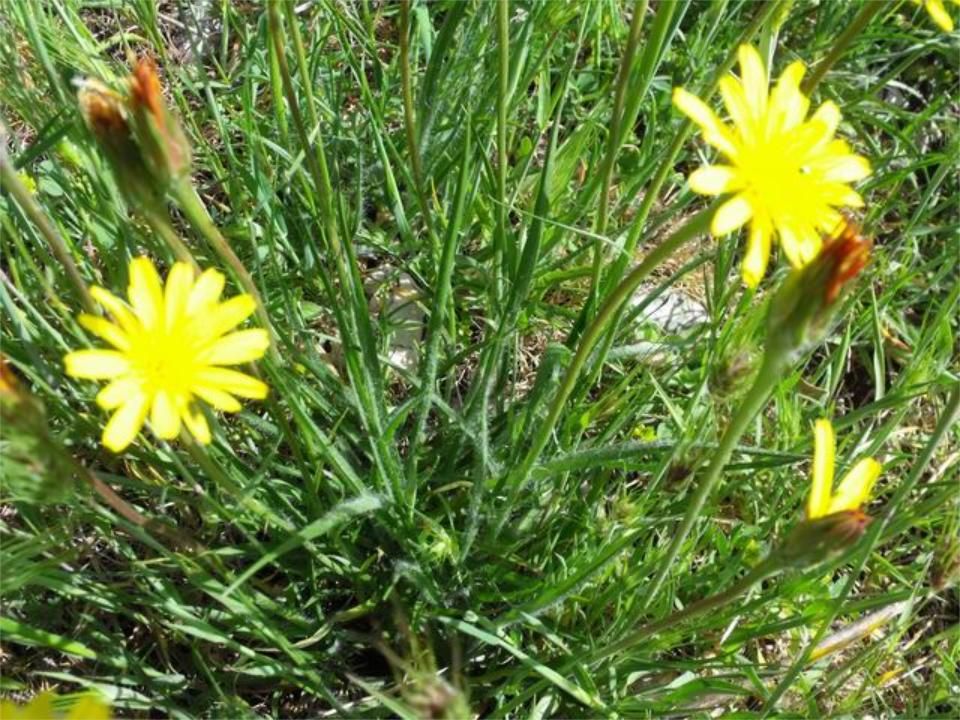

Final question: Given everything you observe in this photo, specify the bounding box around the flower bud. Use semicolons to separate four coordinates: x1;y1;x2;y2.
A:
128;57;191;185
77;58;191;212
773;509;872;569
765;220;871;363
78;80;165;212
0;357;78;503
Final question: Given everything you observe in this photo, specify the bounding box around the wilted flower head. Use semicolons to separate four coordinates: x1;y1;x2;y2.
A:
65;257;269;452
775;419;882;567
673;45;871;287
765;218;871;362
913;0;959;31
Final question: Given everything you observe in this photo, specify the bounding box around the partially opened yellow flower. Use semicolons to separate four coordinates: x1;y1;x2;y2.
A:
913;0;959;31
673;45;872;287
807;419;882;519
65;257;269;452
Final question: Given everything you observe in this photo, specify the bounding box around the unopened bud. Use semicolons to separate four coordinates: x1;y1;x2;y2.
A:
773;510;872;569
128;57;191;185
766;220;871;363
78;80;164;212
0;357;78;503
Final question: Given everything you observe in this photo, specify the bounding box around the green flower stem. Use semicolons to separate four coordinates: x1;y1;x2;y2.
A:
0;150;95;314
800;0;885;95
493;206;715;531
495;0;511;291
592;557;780;663
569;0;784;348
140;206;199;271
638;350;787;613
182;431;294;533
586;0;648;319
399;0;438;256
171;180;277;354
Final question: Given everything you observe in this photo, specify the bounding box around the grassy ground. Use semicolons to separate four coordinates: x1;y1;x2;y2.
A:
1;0;958;717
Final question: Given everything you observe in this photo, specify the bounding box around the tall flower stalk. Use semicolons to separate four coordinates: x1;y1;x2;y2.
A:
639;221;872;612
596;417;883;661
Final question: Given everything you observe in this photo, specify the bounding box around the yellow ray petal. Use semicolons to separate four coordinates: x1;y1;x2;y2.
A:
78;313;131;351
164;261;195;328
924;0;955;31
737;44;768;120
803;101;841;151
150;389;181;439
196;367;268;399
90;285;139;333
741;217;772;288
767;60;807;135
813;150;872;184
102;392;150;452
201;329;270;365
828;458;882;514
187;268;226;314
672;88;738;158
128;256;165;330
193;384;242;412
777;223;805;268
207;294;257;337
65;350;130;379
718;75;753;136
182;402;211;444
66;695;111;720
807;419;835;519
711;194;754;236
96;377;143;410
688;165;741;195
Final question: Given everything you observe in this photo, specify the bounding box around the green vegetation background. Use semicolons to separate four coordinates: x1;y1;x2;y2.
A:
1;1;957;717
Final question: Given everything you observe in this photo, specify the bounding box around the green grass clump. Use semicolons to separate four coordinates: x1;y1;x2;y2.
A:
1;1;958;717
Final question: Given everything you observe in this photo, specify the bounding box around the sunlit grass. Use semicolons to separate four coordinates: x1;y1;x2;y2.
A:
1;1;957;718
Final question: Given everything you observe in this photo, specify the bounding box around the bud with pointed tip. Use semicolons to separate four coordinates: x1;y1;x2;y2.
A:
766;219;871;364
78;79;165;212
128;57;191;185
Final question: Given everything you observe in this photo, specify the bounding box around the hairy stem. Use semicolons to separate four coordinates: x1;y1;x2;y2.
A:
639;352;786;612
493;205;715;530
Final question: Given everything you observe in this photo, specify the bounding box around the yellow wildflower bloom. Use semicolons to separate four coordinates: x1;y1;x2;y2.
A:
806;419;882;519
673;45;872;287
0;692;110;719
65;257;269;452
913;0;959;31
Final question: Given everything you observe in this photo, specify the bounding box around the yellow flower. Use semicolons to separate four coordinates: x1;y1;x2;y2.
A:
0;692;110;720
673;45;872;287
806;419;882;519
913;0;959;31
65;257;269;452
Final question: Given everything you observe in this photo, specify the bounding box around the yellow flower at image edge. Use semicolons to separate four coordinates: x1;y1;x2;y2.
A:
673;45;872;287
65;257;270;452
807;419;882;519
914;0;960;32
0;692;110;720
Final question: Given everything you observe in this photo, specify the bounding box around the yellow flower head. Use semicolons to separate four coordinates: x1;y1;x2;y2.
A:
0;692;110;720
913;0;960;31
806;419;882;519
673;45;872;287
65;257;270;452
